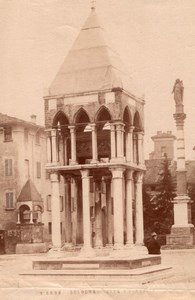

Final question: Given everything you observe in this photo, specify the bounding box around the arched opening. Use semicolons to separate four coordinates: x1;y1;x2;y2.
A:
133;111;143;164
52;111;70;165
123;107;132;158
19;205;30;224
95;106;111;162
33;205;43;224
74;109;92;164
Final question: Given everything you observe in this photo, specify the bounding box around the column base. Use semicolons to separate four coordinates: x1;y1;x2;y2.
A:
110;157;126;163
124;243;135;249
133;244;148;255
79;246;96;258
69;160;78;165
105;243;113;249
47;246;64;258
90;160;98;164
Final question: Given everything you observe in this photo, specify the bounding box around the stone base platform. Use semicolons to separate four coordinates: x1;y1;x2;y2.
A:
32;255;161;270
19;254;172;285
16;243;48;254
20;265;172;286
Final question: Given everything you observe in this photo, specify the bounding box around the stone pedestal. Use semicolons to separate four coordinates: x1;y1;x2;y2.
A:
166;195;195;248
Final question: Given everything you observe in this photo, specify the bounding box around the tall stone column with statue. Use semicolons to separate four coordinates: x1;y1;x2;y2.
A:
166;79;195;248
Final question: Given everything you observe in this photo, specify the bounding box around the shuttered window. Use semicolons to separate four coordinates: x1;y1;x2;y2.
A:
5;192;14;209
5;159;12;176
36;162;41;178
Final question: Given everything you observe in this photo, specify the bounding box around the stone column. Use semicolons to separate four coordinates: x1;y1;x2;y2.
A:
110;123;116;160
137;132;144;165
111;168;125;250
91;124;98;163
105;177;113;246
80;169;94;256
29;211;34;224
116;122;124;159
64;176;72;245
68;125;77;165
130;126;134;163
46;130;52;163
63;136;68;165
125;127;131;162
17;210;21;224
166;82;194;247
50;172;61;248
133;133;137;163
51;129;57;164
71;177;77;246
135;172;144;245
125;170;134;247
94;179;103;248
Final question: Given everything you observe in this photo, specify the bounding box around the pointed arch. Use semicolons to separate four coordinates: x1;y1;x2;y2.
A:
133;111;143;132
123;106;132;130
74;108;91;124
95;106;112;122
52;111;69;128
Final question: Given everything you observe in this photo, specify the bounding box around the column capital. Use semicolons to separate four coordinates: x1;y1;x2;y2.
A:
90;123;96;129
68;125;76;131
50;172;59;182
134;171;144;183
129;126;135;133
51;128;57;136
80;169;90;179
126;169;134;180
115;122;125;131
110;167;125;179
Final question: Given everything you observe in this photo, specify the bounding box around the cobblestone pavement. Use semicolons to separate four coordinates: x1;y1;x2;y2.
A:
0;250;194;299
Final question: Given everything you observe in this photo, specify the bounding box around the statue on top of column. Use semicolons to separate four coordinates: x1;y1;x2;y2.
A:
172;79;184;105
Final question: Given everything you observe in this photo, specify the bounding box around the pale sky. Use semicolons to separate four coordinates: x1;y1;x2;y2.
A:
0;0;195;159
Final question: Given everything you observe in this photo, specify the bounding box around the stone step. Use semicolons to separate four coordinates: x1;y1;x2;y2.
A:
20;265;173;286
32;255;161;270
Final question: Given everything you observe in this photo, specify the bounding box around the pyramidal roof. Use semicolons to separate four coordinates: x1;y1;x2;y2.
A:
49;8;140;97
17;179;42;202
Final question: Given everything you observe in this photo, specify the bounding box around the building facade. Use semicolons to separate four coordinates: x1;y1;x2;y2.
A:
0;113;51;253
44;7;145;255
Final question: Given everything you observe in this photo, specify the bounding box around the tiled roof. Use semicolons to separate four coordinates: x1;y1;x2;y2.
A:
0;113;44;129
49;9;142;98
17;179;42;202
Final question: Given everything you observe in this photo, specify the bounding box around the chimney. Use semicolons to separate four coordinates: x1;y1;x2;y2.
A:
30;114;37;124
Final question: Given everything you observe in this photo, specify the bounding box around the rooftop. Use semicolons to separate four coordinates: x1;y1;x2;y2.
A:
49;8;142;99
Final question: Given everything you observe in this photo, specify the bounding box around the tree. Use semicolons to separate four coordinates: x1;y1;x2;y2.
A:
143;153;175;238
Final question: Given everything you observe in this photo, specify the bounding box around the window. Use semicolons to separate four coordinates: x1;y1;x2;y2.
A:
24;128;28;143
36;162;41;178
4;127;12;142
5;159;13;176
161;146;166;156
48;222;52;234
35;132;40;145
5;192;14;209
47;195;51;211
25;159;29;179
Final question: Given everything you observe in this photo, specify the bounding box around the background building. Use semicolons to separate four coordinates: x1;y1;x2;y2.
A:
0;113;51;253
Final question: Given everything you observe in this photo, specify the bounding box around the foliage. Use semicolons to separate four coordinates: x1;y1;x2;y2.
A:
143;154;176;236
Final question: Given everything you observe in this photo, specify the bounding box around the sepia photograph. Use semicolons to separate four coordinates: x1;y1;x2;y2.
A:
0;0;195;299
